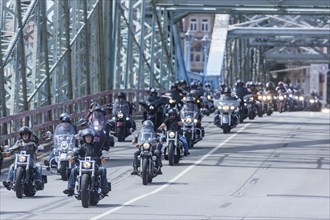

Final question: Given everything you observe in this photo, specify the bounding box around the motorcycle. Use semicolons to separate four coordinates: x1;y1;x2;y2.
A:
180;109;204;148
258;92;274;116
294;94;305;111
243;94;256;120
134;131;160;185
4;147;47;198
214;99;240;133
109;103;135;142
74;156;111;208
47;123;77;180
162;130;182;165
308;96;322;112
277;91;287;113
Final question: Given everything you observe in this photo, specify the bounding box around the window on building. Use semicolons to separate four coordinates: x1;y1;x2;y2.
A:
190;18;197;31
201;18;209;32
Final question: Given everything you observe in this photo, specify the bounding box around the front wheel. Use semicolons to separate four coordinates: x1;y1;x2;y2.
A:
15;167;24;198
223;124;230;134
60;161;69;181
81;174;91;208
168;143;175;166
142;158;149;185
117;126;125;142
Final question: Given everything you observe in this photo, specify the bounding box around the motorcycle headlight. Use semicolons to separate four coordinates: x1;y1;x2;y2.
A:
207;95;212;99
262;96;267;101
194;119;198;123
149;105;154;110
267;95;272;100
185;117;193;124
143;143;150;149
223;105;230;111
169;99;176;104
196;99;200;103
18;155;27;162
258;95;263;100
169;131;175;138
82;161;92;169
117;112;124;118
230;106;235;110
279;96;284;101
294;96;299;100
61;142;69;150
218;106;222;110
299;96;304;101
310;99;315;103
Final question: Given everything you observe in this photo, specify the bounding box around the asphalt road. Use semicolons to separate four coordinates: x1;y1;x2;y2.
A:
1;110;329;220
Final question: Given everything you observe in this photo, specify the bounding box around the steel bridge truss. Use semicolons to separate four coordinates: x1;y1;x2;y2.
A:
0;0;175;116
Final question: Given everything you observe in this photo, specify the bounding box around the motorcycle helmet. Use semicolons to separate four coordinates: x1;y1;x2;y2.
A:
142;120;154;129
168;108;178;118
170;84;178;91
190;81;198;90
236;79;244;87
19;126;32;139
81;128;95;142
278;81;284;87
90;101;100;110
60;113;71;123
150;88;157;96
117;92;126;100
180;79;187;86
93;105;104;112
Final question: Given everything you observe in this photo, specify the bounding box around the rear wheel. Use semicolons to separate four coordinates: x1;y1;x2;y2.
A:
81;174;91;208
15;167;24;199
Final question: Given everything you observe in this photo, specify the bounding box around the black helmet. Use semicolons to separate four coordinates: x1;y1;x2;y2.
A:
142;120;154;128
175;80;181;86
180;79;187;85
19;126;32;138
170;84;178;90
190;81;197;89
81;128;94;142
118;92;126;99
266;81;275;89
223;87;232;94
236;79;244;87
60;113;71;123
168;108;178;116
150;88;157;95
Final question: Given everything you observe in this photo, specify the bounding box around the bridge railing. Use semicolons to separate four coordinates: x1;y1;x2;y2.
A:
0;89;147;146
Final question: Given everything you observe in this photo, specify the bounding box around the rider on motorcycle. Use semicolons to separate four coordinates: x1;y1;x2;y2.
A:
131;120;163;175
157;108;189;156
110;92;136;132
276;81;287;94
44;113;78;169
63;128;110;196
3;126;43;190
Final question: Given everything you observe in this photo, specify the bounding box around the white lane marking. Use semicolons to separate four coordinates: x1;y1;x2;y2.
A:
90;123;250;220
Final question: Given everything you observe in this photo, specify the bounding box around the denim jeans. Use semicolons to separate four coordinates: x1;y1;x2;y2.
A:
158;135;189;154
7;162;42;182
67;165;108;190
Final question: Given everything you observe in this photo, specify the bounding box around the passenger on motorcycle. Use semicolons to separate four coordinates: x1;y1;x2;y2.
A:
131;120;163;175
63;128;110;196
157;108;189;156
44;113;78;169
3;126;44;190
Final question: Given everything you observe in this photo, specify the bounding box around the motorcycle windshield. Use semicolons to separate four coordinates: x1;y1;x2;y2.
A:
54;124;76;149
113;101;130;115
216;100;240;108
89;111;106;127
180;105;197;119
137;130;156;145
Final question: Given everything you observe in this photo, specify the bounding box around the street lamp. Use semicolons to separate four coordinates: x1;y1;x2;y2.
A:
202;35;211;84
184;29;193;72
